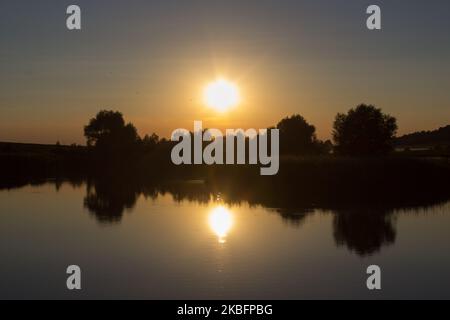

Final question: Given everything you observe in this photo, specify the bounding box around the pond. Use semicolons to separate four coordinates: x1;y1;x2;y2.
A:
1;180;449;299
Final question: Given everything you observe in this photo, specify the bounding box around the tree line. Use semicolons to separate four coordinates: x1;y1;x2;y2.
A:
84;104;398;158
394;125;450;148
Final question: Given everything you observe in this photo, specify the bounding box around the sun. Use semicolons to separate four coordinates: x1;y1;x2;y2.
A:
203;78;240;112
208;206;233;243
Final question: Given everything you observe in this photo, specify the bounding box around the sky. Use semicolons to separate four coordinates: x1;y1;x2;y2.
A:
1;0;450;144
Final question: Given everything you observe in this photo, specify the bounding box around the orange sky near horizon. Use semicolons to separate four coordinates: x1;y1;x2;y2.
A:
1;1;449;145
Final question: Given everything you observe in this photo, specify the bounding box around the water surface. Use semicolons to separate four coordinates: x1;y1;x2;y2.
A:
1;181;450;299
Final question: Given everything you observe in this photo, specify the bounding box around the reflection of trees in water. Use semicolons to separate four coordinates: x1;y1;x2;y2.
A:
82;179;214;224
272;206;398;256
2;176;449;256
160;181;212;205
83;179;158;224
76;178;450;255
84;180;140;224
332;208;396;256
78;178;441;258
274;208;314;227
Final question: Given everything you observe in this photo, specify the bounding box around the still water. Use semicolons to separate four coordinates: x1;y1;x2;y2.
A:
1;181;450;299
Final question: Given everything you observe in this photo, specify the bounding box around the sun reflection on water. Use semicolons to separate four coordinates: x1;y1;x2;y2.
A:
208;205;233;244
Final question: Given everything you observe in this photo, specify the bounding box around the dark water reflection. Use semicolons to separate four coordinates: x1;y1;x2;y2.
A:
332;209;396;256
1;177;450;299
75;177;448;257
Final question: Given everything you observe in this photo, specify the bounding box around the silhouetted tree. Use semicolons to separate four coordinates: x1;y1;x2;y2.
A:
84;110;140;156
141;133;160;152
317;139;333;155
277;115;319;155
333;104;397;155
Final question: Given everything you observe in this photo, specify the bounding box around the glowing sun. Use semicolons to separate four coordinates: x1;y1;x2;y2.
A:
203;78;240;112
208;206;233;243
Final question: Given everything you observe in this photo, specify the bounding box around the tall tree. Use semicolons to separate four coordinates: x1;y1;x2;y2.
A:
333;104;397;156
277;115;318;155
84;110;140;156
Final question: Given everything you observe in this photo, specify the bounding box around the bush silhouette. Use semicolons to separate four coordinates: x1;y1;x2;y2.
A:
84;110;140;157
277;115;320;155
333;104;397;156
